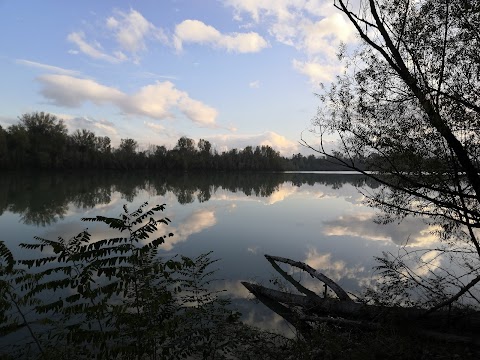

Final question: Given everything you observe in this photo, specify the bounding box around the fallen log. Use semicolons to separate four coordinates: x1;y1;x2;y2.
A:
242;254;480;345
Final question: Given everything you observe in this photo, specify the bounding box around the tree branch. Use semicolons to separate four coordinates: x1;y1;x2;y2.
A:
265;255;352;302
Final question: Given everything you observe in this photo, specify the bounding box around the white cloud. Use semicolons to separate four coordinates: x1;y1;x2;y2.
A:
37;74;124;107
174;20;220;47
177;97;218;126
16;59;80;76
259;131;299;154
226;0;300;23
242;310;291;336
106;9;168;54
247;246;259;254
208;184;300;206
265;186;298;205
93;119;118;135
0;115;17;127
69;9;167;64
142;122;180;144
135;71;178;80
64;116;118;137
36;75;218;127
174;19;268;53
222;31;269;53
297;15;355;59
124;81;182;119
304;248;364;281
67;32;126;63
124;81;218;126
415;250;443;278
50;112;76;121
207;131;299;156
106;16;119;28
323;212;442;247
161;209;217;250
214;280;252;299
249;80;260;88
304;0;338;17
305;13;355;48
225;0;357;83
144;121;166;133
292;59;344;84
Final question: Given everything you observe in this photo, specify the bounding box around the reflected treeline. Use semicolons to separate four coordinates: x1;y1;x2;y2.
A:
0;171;379;226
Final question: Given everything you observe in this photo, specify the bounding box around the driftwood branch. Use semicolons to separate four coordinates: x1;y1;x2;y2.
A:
265;255;352;302
243;255;480;345
265;255;318;298
241;282;312;335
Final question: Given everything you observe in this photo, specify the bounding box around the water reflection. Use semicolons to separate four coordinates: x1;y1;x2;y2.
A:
304;248;365;282
0;171;440;334
323;212;440;246
0;171;378;226
165;208;217;250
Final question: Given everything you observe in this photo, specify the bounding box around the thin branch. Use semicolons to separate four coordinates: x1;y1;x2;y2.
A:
300;137;480;224
435;0;450;110
423;273;480;316
337;0;401;73
265;255;352;302
366;0;480;204
265;256;319;298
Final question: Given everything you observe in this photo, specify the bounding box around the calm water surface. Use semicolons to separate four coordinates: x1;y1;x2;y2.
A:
0;171;436;332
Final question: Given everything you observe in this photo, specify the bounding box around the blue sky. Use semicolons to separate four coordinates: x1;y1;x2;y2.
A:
0;0;357;155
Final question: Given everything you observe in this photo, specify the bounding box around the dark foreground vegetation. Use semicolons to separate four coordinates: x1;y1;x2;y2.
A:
0;112;356;171
0;203;275;359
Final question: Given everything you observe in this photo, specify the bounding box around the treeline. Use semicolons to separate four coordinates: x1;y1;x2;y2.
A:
0;112;354;171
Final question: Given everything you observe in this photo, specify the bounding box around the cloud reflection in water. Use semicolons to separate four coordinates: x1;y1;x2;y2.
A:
323;212;441;247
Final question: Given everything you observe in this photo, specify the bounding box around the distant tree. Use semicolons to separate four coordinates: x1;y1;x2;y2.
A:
115;138;139;169
18;112;68;168
7;124;30;167
118;138;138;154
1;113;338;171
198;139;212;154
175;136;196;153
239;146;254;170
155;145;167;157
0;126;7;166
69;129;96;167
95;136;111;154
172;137;196;170
71;129;96;153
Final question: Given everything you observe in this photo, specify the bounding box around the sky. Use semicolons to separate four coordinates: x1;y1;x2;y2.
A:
0;0;358;156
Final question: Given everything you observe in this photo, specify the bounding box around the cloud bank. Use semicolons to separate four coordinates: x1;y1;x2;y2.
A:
67;32;127;64
323;212;441;247
174;19;268;53
68;9;168;64
37;75;218;127
225;0;358;84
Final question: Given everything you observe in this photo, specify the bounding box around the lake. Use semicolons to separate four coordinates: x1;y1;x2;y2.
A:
0;171;437;334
